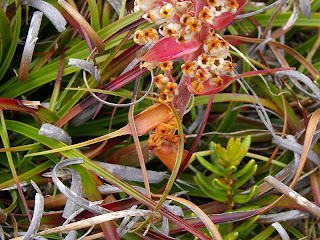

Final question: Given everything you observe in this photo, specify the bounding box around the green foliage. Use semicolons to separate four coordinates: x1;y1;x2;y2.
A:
195;136;258;206
195;136;260;238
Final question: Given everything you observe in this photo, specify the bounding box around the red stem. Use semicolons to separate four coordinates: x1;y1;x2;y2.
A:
177;94;214;177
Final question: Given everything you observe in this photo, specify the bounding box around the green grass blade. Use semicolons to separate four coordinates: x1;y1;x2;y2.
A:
87;0;100;31
0;7;12;64
0;5;21;81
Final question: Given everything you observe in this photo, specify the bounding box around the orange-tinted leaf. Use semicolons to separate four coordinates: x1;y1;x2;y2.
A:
141;37;201;63
106;140;150;167
153;144;189;171
121;103;172;136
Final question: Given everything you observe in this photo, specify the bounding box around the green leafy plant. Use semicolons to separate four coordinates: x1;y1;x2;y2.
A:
196;136;258;208
195;136;259;239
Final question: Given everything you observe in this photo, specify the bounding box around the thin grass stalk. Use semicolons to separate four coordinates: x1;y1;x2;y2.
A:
128;77;151;198
177;94;214;177
280;78;309;129
223;35;319;79
100;29;135;72
130;104;185;233
261;0;284;39
256;89;288;174
119;0;127;18
58;0;104;53
297;30;320;73
153;194;223;240
0;110;32;221
48;49;65;111
260;108;320;215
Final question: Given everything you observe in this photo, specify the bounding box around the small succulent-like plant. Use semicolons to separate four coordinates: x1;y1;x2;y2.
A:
194;135;259;209
194;136;259;238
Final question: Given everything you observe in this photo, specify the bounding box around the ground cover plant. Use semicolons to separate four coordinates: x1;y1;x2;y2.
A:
0;0;320;239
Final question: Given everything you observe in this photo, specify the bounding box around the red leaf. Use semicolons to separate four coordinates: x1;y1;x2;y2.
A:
211;0;247;30
0;98;58;123
141;37;201;63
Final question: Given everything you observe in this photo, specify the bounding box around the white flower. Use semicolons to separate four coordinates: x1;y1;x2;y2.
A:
198;6;215;25
175;1;193;15
160;3;175;19
143;7;165;24
134;0;156;12
209;57;225;73
160;22;181;37
154;74;169;89
197;54;211;69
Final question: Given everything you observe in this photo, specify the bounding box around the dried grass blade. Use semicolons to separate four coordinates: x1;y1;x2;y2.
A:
299;0;311;18
271;222;290;240
96;163;167;184
275;70;320;102
265;176;320;218
38;123;72;145
23;187;44;240
58;0;104;53
68;59;101;84
106;0;122;15
257;210;309;224
20;0;66;32
154;194;222;240
18;11;42;81
62;170;82;219
52;158;109;215
128;76;151;198
223;35;319;79
10;210;160;240
271;0;299;38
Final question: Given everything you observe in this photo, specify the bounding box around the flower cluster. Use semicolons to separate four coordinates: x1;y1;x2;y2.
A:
134;28;159;45
134;0;239;44
183;30;236;93
153;61;179;103
134;0;239;95
148;119;180;150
